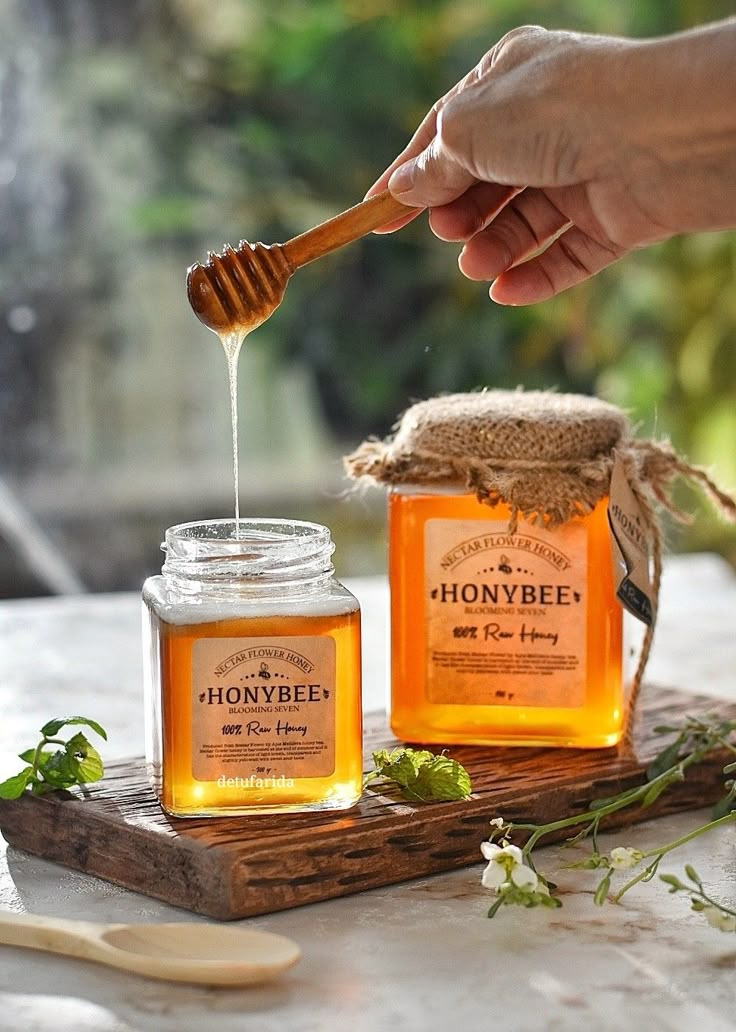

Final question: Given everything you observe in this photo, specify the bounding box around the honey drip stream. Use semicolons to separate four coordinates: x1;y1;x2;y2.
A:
185;192;415;540
220;330;246;536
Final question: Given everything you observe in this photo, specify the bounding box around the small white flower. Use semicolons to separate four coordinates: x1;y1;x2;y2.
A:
480;842;538;892
511;863;538;890
481;841;522;864
609;847;643;870
703;906;736;932
481;863;505;890
489;817;505;830
481;840;497;861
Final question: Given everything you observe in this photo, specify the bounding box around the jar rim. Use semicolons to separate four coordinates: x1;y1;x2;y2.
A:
161;518;335;586
164;516;330;546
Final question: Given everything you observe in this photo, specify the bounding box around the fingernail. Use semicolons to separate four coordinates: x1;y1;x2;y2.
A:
489;281;517;306
388;160;416;196
460;244;508;283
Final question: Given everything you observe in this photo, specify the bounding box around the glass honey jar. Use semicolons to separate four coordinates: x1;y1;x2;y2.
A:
347;390;638;749
142;518;362;816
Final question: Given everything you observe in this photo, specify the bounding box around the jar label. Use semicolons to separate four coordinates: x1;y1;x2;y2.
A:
424;519;588;707
607;454;654;626
190;636;336;783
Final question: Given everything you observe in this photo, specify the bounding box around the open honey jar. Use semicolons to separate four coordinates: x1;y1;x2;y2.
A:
142;518;362;816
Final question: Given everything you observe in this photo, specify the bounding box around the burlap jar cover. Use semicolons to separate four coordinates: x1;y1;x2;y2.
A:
345;390;736;736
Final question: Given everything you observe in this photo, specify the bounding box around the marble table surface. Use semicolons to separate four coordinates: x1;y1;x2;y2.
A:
1;554;735;1032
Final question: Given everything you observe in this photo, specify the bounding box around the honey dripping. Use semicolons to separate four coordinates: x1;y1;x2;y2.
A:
186;192;414;532
187;240;292;535
222;329;243;534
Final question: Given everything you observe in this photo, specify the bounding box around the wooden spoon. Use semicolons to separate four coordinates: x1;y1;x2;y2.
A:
0;910;300;986
187;189;415;335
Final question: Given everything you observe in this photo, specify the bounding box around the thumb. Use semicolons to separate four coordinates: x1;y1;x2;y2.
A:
387;127;477;208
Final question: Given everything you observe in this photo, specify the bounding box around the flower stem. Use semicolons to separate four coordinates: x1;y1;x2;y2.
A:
613;812;736;901
515;744;716;859
693;888;736;919
641;811;736;860
517;772;676;854
30;736;65;781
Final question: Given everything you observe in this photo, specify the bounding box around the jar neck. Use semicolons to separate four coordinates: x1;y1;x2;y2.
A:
161;519;336;597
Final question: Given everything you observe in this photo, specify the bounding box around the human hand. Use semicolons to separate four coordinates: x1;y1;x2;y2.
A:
367;21;736;304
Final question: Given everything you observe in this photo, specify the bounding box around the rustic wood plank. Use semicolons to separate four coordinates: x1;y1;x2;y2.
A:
0;684;732;920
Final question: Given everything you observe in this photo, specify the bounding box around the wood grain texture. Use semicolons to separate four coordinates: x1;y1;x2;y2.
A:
0;685;732;920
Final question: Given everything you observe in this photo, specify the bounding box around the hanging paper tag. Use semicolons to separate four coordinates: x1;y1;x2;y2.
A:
607;454;654;626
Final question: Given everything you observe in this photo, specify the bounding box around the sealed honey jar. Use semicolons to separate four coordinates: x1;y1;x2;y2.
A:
347;390;645;749
142;518;362;816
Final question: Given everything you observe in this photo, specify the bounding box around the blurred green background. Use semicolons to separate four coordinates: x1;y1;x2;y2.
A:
1;0;735;594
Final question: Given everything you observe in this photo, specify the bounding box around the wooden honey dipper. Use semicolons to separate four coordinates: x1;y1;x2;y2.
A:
187;190;415;334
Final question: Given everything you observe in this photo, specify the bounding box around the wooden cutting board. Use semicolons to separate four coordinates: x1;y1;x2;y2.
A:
0;684;731;920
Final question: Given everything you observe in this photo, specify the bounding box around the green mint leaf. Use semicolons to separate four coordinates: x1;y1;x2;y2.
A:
39;718;67;738
76;744;104;783
40;736;98;789
0;714;107;799
0;767;34;799
20;749;55;768
408;755;472;802
30;780;56;795
371;748;435;781
43;747;77;774
370;748;431;786
64;731;91;757
37;753;77;789
370;749;392;770
403;749;436;771
377;751;426;790
40;716;107;741
366;747;472;803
